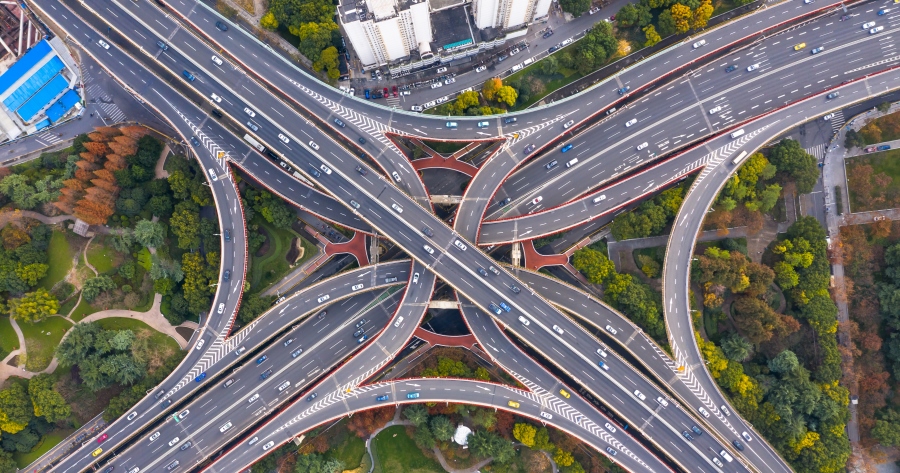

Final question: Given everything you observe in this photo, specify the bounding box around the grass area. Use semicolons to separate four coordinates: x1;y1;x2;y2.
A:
420;139;469;154
846;149;900;212
248;218;313;292
57;296;79;318
12;428;74;468
70;298;99;322
371;426;443;473
860;109;900;144
0;316;19;359
86;237;118;275
19;316;73;371
506;66;583;111
39;231;74;290
137;247;152;270
95;317;180;353
326;420;368;470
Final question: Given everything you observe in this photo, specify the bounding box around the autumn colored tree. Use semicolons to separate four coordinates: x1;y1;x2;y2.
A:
692;0;713;29
482;77;503;101
643;24;662;47
670;3;692;33
10;289;58;323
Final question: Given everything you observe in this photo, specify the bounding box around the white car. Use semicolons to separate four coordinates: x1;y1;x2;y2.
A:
698;407;710;418
98;39;110;50
219;422;233;433
657;397;669;407
391;171;401;182
870;26;884;34
431;82;443;89
692;39;706;49
712;457;724;467
410;105;423;112
605;422;617;433
319;164;331;175
262;441;275;451
423;245;435;255
168;437;180;447
248;393;259;403
435;96;449;104
823;113;835;121
863;21;876;29
243;107;256;117
351;284;364;291
436;67;448;73
217;302;225;314
530;196;543;205
552;325;564;335
741;432;752;442
210;93;222;103
149;432;161;442
317;295;330;303
510;48;520;56
211;55;223;66
278;133;290;143
709;105;722;115
625;119;637;127
475;65;487;72
445;78;456;85
195;339;205;350
633;390;646;401
746;63;760;72
391;203;403;213
454;240;468;251
127;412;138;421
636;142;648;151
412;272;420;283
605;325;617;335
309;141;319;150
563;120;574;129
596;348;607;357
540;411;553;420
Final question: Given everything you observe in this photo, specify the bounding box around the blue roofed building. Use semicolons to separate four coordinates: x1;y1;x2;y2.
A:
0;37;81;142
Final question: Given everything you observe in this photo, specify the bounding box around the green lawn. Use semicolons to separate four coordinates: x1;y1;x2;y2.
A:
86;237;119;275
70;298;99;322
13;428;74;468
846;149;900;212
248;218;313;292
326;420;367;470
39;231;74;290
19;316;73;371
57;296;79;318
95;317;180;353
0;316;19;360
137;247;152;270
371;426;443;473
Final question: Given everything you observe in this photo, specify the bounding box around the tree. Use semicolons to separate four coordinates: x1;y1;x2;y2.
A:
260;11;279;30
291;21;338;63
413;423;436;449
643;25;662;47
559;0;591;16
769;139;820;194
238;293;275;324
873;409;900;446
10;289;58;323
671;3;693;33
533;426;553;451
616;3;641;27
513;423;537;447
0;451;16;473
452;91;481;115
877;102;892;113
82;276;116;302
692;0;713;29
468;429;496;458
482;78;503;101
28;374;70;422
471;408;496;429
314;46;341;80
769;349;800;374
134;219;166;248
15;263;48;288
540;54;559;75
657;10;677;36
554;448;575;467
721;334;752;361
0;383;33;434
495;86;518;107
431;415;455;442
572;248;615;284
404;404;428;427
844;129;865;149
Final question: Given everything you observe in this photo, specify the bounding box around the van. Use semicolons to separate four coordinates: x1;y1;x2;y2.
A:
730;129;745;139
512;63;524;72
182;70;195;81
592;195;606;204
394;316;404;327
385;277;398;283
719;450;733;462
566;158;578;168
223;378;235;388
446;121;458;129
605;107;616;115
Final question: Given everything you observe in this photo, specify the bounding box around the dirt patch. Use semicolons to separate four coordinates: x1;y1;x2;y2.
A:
7;355;18;366
175;326;195;343
255;226;271;257
285;237;305;264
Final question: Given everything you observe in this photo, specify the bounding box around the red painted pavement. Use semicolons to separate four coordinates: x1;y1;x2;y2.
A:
413;326;478;348
308;227;369;266
407;137;480;177
521;240;569;271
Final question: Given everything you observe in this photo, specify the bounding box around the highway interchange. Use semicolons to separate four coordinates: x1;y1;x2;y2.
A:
23;0;900;471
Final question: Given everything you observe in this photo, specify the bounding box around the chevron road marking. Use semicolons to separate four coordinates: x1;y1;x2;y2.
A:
157;94;231;178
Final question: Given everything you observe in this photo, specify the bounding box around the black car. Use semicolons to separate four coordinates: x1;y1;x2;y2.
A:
103;467;114;473
511;285;521;294
353;329;364;338
355;318;368;328
307;392;318;401
542;30;554;38
732;440;745;451
160;399;172;408
356;165;368;176
504;117;517;124
180;441;192;451
215;21;228;31
524;144;536;154
477;267;489;276
548;46;558;53
725;64;738;72
211;109;223;118
499;198;511;206
422;227;433;237
682;431;694;441
318;311;327;319
260;368;273;380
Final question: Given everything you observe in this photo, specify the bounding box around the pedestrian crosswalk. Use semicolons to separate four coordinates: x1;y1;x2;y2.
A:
87;84;110;103
805;143;826;160
828;109;845;132
384;96;401;109
97;103;125;123
35;131;63;147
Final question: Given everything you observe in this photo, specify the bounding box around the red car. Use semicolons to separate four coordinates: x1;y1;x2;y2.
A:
865;146;877;153
609;14;616;20
97;433;108;443
383;87;389;97
392;85;398;97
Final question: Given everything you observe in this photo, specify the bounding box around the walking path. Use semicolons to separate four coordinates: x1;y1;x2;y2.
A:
407;137;481;177
522;240;569;270
154;144;171;179
412;327;478;348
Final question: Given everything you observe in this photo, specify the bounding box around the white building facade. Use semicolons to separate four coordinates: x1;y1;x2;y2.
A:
340;0;434;68
472;0;551;30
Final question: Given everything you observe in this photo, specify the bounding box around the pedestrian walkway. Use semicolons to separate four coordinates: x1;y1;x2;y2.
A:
408;138;481;177
521;240;569;270
320;231;369;265
412;327;477;348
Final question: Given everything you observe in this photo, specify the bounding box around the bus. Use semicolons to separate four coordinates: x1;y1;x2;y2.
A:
731;150;748;166
243;134;265;153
